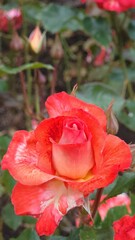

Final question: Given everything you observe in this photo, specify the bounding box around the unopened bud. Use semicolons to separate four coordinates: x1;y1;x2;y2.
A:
37;70;46;84
28;26;46;54
10;31;24;51
106;101;119;135
50;34;64;60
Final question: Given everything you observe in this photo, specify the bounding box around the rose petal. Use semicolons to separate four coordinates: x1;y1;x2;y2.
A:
102;134;132;170
35;117;63;173
1;130;53;185
62;109;107;171
45;91;106;130
67;130;131;195
11;180;84;236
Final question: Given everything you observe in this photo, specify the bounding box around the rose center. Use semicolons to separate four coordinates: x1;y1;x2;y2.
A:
51;118;94;180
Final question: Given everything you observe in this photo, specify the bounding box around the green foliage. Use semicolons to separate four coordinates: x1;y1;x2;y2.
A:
80;226;114;240
10;229;40;240
2;203;23;230
77;82;124;113
82;17;112;46
104;172;135;199
0;136;11;160
127;20;135;40
1;171;16;194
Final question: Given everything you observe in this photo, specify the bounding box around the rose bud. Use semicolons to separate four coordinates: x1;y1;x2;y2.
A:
28;26;46;54
50;34;64;60
105;101;119;135
10;31;24;51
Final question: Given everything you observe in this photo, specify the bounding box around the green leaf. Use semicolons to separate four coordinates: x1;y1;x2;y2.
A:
82;17;112;46
41;4;75;33
130;193;135;215
127;19;135;40
0;62;53;75
77;83;124;114
10;229;40;240
80;226;114;240
101;206;128;228
22;2;44;22
68;228;80;240
2;203;23;230
1;171;15;194
0;135;11;160
80;227;96;240
47;237;67;240
117;100;135;131
104;172;135;199
22;216;36;224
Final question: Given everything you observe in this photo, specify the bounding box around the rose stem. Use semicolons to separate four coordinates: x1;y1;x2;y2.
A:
91;188;103;219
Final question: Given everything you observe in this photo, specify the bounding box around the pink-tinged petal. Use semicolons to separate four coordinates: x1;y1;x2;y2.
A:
52;140;93;180
51;117;94;179
1;130;53;185
98;193;131;221
102;134;132;171
11;180;84;236
35;117;64;173
45;91;106;130
62;109;107;171
68;134;131;195
36;203;62;236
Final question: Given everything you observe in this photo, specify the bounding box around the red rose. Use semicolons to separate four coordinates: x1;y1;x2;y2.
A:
80;0;135;12
0;8;22;32
95;0;135;12
1;92;131;236
113;215;135;240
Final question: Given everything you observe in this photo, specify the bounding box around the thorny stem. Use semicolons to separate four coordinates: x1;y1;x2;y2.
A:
91;188;103;219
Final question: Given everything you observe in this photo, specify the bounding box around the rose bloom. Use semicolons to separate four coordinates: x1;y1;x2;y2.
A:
0;8;22;32
113;215;135;240
81;0;135;12
1;92;132;236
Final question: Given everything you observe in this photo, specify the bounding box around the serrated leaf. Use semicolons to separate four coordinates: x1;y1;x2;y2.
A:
0;62;53;75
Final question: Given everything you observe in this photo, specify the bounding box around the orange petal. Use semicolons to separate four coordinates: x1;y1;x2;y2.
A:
45;91;106;130
1;130;53;185
11;180;84;236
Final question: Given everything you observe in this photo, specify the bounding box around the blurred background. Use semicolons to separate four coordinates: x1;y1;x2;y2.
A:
0;0;135;239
